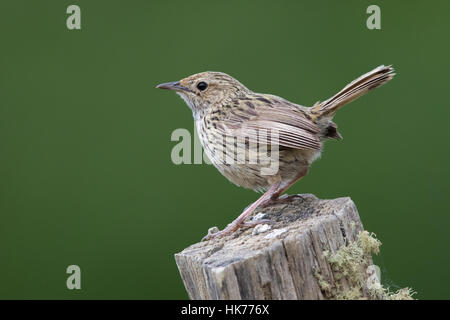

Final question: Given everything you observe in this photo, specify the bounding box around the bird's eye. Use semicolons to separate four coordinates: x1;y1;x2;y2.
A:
197;82;208;91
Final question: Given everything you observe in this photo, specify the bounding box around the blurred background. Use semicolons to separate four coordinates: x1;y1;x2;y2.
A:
1;0;449;299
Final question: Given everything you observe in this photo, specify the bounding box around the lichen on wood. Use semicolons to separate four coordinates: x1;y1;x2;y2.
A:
318;231;414;300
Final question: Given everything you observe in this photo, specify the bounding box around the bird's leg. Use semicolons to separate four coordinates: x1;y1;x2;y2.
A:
259;166;309;208
202;179;281;241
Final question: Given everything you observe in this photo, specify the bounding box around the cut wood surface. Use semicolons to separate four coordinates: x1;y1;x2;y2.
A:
175;194;377;300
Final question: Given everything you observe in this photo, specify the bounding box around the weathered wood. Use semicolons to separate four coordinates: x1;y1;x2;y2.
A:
175;194;377;300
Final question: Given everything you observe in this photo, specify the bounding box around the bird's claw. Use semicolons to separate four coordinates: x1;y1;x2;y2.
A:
241;218;272;227
201;218;272;241
201;225;236;241
259;194;304;208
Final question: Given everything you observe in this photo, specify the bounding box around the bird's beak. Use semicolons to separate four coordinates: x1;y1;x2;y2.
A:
156;81;190;93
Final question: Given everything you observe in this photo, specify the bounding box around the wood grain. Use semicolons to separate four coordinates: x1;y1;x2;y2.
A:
175;194;375;300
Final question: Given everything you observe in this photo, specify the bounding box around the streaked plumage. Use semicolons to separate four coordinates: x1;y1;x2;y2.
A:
157;65;395;239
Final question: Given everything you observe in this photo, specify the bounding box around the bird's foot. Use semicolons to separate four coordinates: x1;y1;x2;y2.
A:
201;218;272;241
259;194;304;208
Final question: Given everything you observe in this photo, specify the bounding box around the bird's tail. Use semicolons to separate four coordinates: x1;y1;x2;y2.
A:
310;65;395;119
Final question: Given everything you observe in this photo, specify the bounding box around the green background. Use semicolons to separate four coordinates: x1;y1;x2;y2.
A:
1;0;449;299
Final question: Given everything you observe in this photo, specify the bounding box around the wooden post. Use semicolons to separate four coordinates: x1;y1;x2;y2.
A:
175;194;383;300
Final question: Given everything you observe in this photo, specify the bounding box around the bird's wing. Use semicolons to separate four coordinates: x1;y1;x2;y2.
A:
216;94;321;150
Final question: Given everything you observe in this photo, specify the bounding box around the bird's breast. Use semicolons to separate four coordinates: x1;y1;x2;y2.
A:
194;118;321;191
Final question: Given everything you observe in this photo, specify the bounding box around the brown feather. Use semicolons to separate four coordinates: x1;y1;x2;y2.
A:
312;65;395;118
217;94;322;151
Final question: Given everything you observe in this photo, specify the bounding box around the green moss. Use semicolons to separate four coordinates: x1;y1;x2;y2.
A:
316;229;415;300
357;230;381;255
388;288;415;300
323;231;380;286
336;287;365;300
314;270;332;294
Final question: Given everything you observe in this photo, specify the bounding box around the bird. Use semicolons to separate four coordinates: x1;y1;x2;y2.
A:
157;65;395;240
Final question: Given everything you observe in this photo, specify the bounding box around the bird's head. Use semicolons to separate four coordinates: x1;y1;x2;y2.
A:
157;72;250;117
